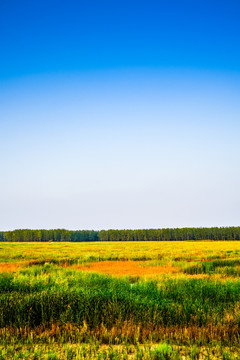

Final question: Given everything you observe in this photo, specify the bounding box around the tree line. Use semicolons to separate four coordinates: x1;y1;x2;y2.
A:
0;226;240;242
0;229;98;242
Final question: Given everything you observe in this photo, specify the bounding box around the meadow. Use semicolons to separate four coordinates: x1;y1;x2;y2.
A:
1;241;240;359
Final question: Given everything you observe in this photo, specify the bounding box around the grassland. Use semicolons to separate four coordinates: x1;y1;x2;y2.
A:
1;241;240;359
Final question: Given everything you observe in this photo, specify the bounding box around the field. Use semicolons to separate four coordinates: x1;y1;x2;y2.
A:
1;241;240;359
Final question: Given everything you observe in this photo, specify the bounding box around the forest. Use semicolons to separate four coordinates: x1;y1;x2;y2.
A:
1;226;240;242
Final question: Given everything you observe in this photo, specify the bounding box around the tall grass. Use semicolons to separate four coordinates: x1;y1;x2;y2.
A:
184;259;240;276
1;268;240;340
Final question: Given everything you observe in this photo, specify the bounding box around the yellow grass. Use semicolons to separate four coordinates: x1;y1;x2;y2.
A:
1;241;240;280
2;240;240;262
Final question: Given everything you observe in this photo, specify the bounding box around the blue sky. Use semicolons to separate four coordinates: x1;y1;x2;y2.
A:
1;1;240;230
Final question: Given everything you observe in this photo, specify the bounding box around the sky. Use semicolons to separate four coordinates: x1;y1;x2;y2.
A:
1;0;240;230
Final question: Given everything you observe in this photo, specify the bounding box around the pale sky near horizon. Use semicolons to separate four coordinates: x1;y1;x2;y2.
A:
1;1;240;230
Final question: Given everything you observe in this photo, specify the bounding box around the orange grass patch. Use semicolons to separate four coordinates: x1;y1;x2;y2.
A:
71;261;179;277
0;262;20;273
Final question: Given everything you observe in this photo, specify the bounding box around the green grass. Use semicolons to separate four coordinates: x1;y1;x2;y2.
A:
1;268;240;341
2;241;240;358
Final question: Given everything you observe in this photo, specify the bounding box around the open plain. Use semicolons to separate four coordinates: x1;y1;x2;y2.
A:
1;241;240;359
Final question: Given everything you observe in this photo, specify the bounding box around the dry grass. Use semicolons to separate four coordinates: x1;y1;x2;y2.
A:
0;262;20;273
71;260;180;277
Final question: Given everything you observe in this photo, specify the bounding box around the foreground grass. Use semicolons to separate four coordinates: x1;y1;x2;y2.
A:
1;241;240;358
1;343;240;359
